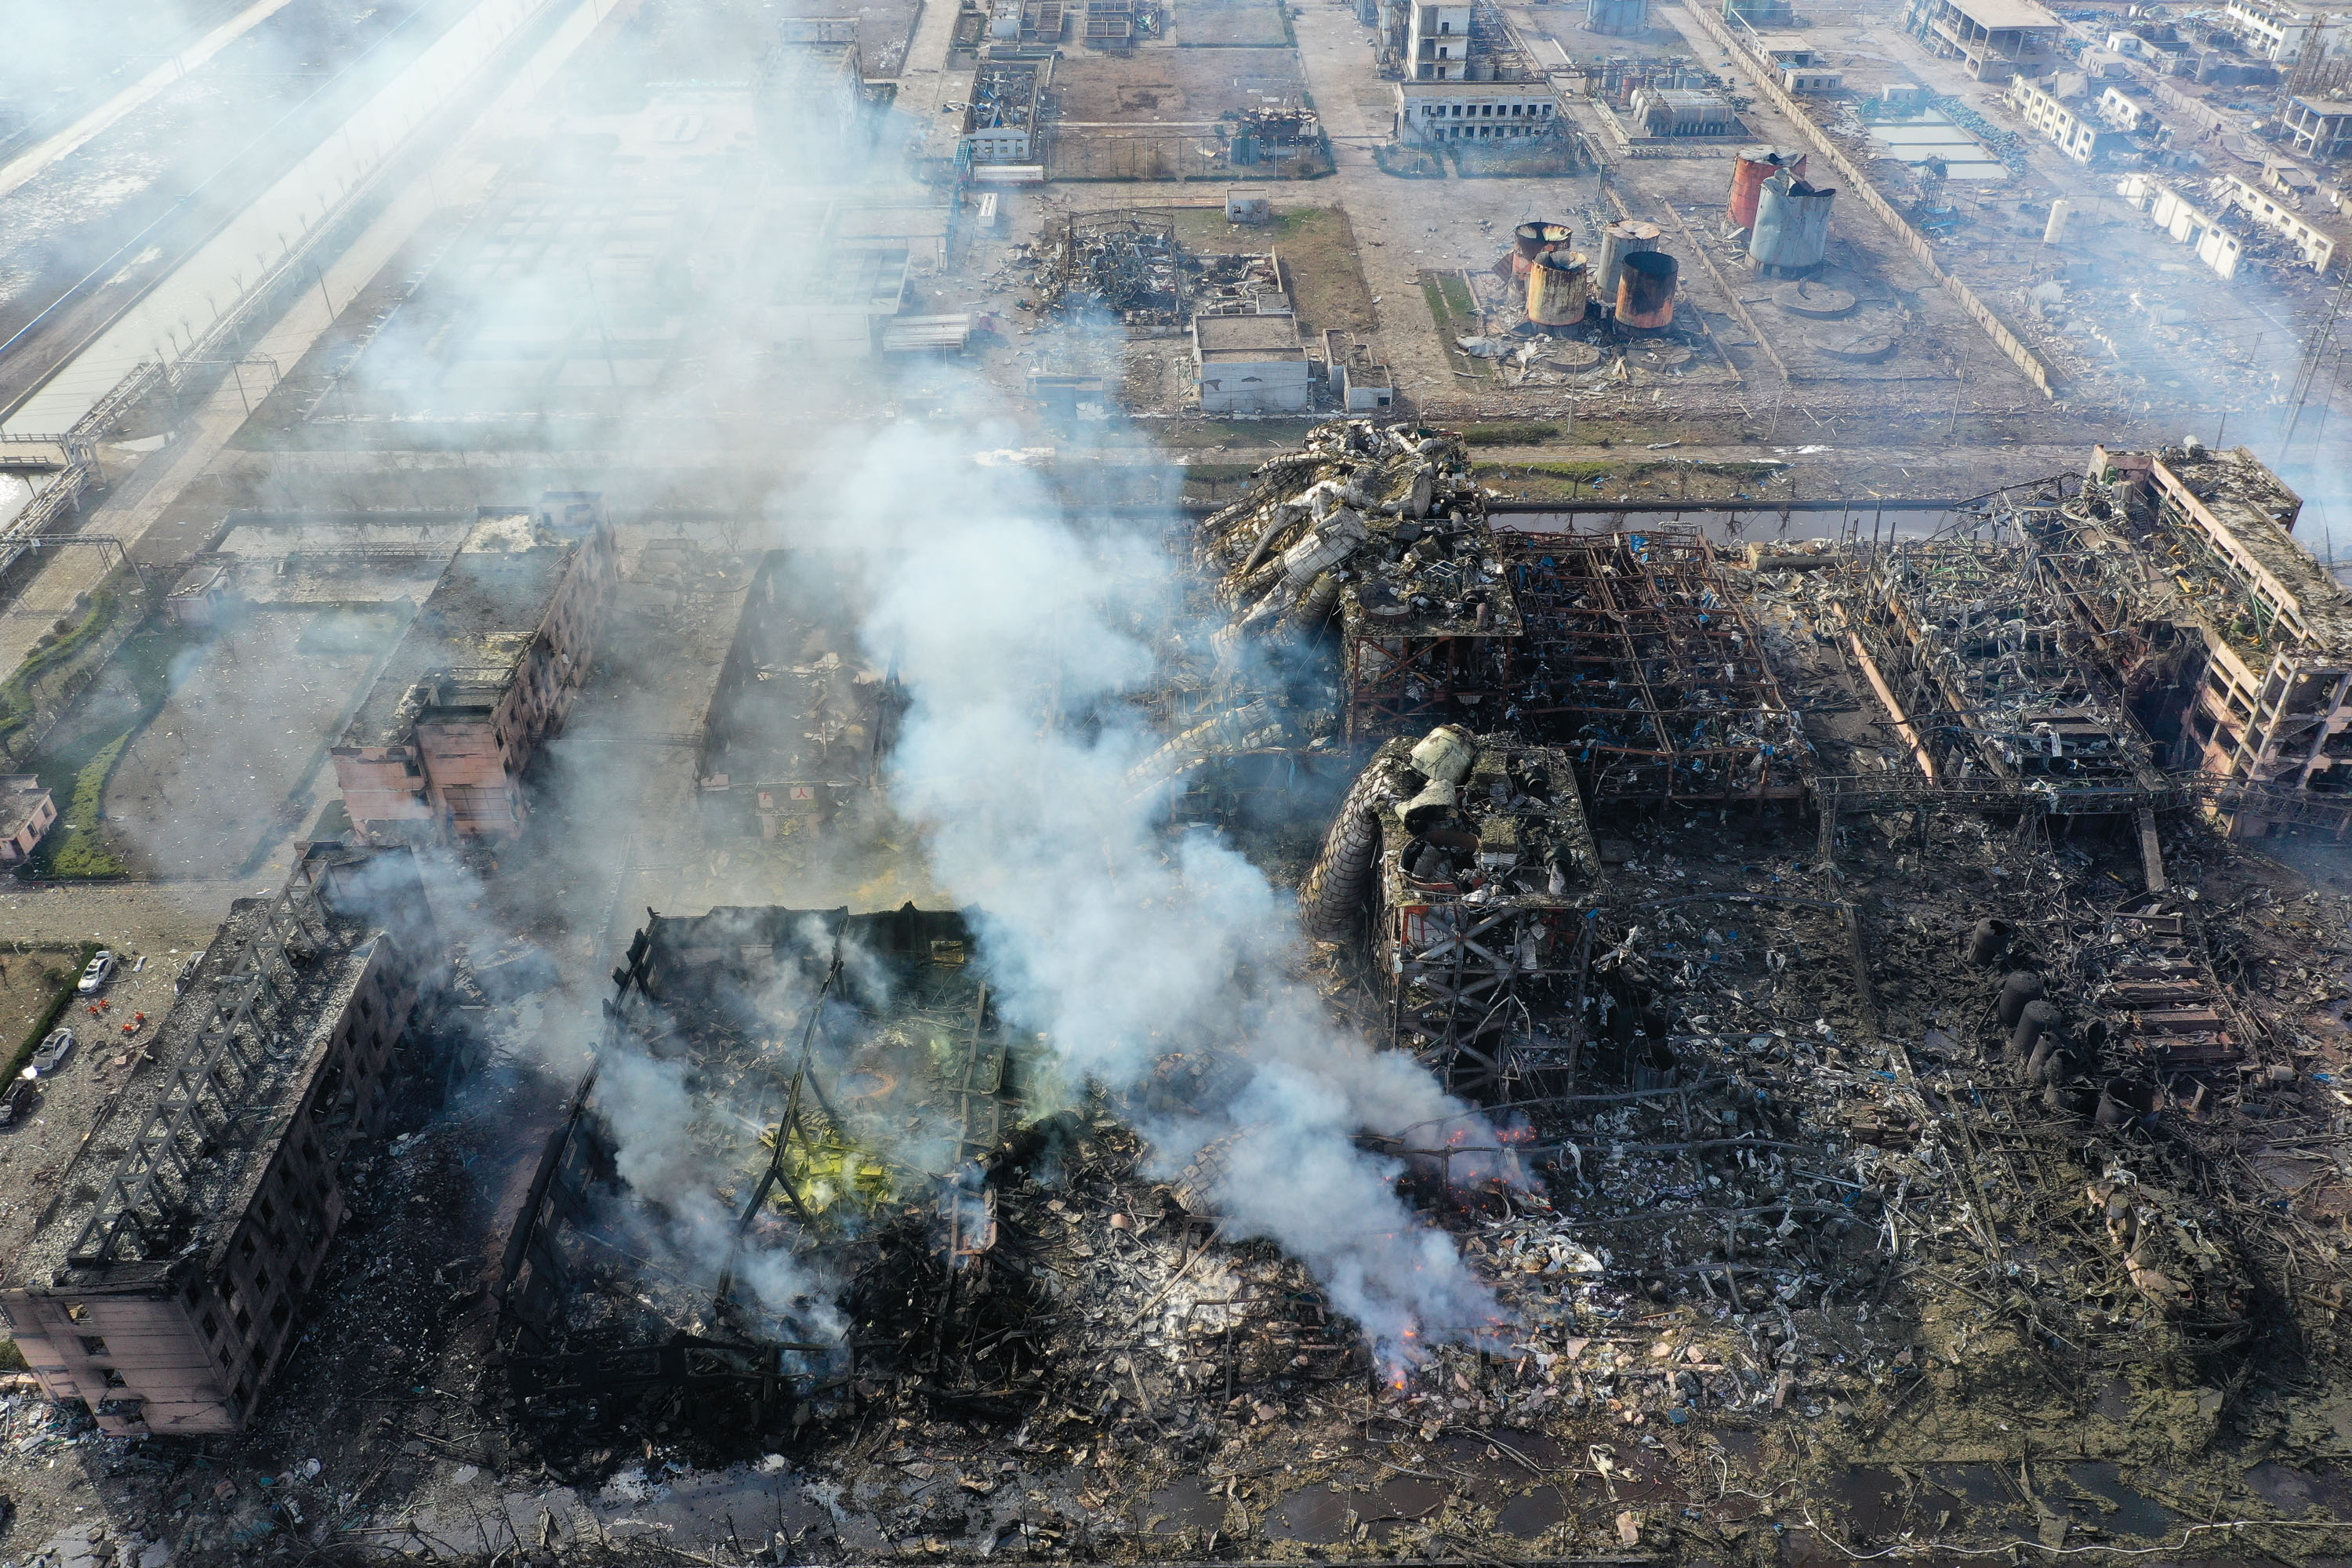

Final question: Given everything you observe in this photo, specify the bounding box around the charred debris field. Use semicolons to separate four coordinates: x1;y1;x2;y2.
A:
14;425;2352;1568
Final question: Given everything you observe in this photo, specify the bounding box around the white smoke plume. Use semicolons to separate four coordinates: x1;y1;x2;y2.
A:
787;419;1513;1367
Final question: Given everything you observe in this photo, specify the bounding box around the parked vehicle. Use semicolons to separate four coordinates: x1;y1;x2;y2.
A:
28;1028;72;1076
0;1078;38;1131
76;949;117;995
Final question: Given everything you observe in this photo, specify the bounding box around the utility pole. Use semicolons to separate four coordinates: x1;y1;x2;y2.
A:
1947;338;1973;440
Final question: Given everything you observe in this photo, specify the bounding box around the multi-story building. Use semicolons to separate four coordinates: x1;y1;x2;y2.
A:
1404;0;1472;79
755;19;868;169
2286;93;2352;158
1900;0;2065;81
332;496;617;840
2047;445;2352;834
2216;172;2339;268
2222;0;2347;64
0;846;441;1435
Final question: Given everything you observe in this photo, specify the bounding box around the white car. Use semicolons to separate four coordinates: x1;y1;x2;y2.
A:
75;950;117;996
29;1029;72;1076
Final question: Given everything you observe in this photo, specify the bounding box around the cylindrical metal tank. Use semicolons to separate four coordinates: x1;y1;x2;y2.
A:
1748;172;1835;271
1408;724;1477;783
1997;971;2045;1030
2012;999;2061;1060
1595;220;1662;303
2043;197;2073;243
1510;221;1573;279
1967;917;2013;967
1728;145;1807;230
1527;251;1592;325
1614;249;1677;328
1584;0;1648;34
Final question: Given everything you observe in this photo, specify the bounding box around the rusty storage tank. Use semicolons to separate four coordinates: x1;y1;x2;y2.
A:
1527;250;1592;325
1728;145;1807;230
1748;171;1835;271
1595;220;1662;303
1511;221;1573;279
1614;249;1677;328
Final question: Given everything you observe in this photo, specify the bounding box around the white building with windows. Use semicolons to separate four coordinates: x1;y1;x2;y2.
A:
1405;0;1473;79
2221;0;2349;64
1396;78;1561;141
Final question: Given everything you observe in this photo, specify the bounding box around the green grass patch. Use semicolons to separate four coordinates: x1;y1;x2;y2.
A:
40;733;132;877
1156;421;1317;449
0;1339;26;1371
1419;276;1451;329
1479;458;1793;496
1458;423;1561;447
1419;270;1490;383
0;589;122;753
21;618;202;878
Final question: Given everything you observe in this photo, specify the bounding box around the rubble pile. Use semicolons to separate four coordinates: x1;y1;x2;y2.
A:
1039;216;1184;326
1863;539;2157;792
1188;253;1283;317
1196;420;1513;651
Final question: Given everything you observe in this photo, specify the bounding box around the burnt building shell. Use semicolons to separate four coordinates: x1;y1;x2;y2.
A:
332;504;617;840
1857;537;2164;805
2035;445;2352;832
0;846;441;1436
696;551;904;838
495;903;1047;1423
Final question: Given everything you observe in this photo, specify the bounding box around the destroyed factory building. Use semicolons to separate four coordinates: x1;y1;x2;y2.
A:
0;848;441;1437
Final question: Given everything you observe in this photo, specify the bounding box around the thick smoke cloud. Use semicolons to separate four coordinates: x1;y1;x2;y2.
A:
785;419;1512;1366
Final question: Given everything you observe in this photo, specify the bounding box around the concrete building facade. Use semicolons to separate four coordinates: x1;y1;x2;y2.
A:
755;20;867;169
1395;78;1561;140
1406;0;1473;78
2217;172;2339;267
333;497;617;840
2222;0;2347;64
2056;446;2352;834
2286;93;2352;159
1193;314;1311;412
2009;75;2132;161
0;847;441;1436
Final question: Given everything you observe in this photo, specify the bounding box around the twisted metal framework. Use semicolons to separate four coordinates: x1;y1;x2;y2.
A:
1388;899;1594;1100
1501;530;1806;803
1857;538;2164;808
66;863;339;1266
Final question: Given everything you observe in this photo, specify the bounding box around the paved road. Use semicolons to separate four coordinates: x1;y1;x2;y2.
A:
0;878;246;953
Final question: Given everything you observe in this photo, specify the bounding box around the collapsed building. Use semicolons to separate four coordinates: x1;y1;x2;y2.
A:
332;496;617;840
2046;443;2352;835
0;847;441;1436
696;551;904;838
493;903;1040;1432
1849;535;2167;809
